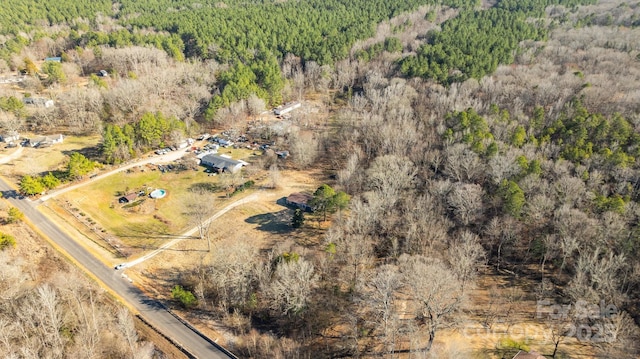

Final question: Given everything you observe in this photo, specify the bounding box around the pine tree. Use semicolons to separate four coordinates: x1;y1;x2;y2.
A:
292;209;305;228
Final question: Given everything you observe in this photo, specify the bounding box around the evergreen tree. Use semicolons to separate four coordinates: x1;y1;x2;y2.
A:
292;209;305;228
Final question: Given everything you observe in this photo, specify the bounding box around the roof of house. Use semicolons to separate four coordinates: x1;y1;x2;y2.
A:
512;351;546;359
121;193;138;202
23;97;54;106
200;154;244;169
286;192;313;205
31;134;63;144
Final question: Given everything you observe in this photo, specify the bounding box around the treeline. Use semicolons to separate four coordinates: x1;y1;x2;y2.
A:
102;112;186;164
117;0;476;113
0;0;111;35
120;0;476;64
399;0;597;83
204;51;283;119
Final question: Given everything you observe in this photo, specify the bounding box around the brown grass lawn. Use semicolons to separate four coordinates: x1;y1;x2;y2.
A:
57;167;225;250
2;134;101;181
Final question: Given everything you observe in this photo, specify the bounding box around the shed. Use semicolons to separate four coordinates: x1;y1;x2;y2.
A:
286;192;313;212
119;193;138;203
200;154;245;173
44;57;62;62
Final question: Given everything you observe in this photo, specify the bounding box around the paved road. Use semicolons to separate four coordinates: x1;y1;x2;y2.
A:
0;177;237;359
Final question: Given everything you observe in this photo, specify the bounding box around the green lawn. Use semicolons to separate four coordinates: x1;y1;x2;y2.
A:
55;146;259;250
59;167;223;249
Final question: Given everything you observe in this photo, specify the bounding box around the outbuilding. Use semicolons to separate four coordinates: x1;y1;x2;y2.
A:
119;193;138;203
274;102;301;116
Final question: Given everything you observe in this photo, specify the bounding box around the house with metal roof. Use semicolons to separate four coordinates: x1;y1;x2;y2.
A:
199;154;245;173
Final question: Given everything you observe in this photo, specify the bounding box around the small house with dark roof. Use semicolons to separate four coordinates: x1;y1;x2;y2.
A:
119;193;138;204
286;192;314;212
200;154;245;173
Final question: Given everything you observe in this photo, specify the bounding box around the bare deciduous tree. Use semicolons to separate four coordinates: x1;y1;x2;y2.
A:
207;240;259;312
186;189;216;251
246;93;266;116
400;255;464;352
288;129;318;168
447;182;484;226
448;231;485;293
363;264;402;356
267;257;317;316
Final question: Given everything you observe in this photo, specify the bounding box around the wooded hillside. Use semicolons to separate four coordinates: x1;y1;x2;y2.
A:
0;0;639;357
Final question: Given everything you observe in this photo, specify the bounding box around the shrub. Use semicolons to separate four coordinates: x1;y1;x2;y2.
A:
171;285;197;308
0;232;16;250
232;180;255;196
7;207;23;223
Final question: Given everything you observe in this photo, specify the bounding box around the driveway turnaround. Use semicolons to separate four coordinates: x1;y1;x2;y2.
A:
0;177;237;359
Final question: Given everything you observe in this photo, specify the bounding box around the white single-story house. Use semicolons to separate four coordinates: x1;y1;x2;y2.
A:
23;97;54;108
200;154;245;173
30;134;64;147
0;130;20;143
274;101;301;116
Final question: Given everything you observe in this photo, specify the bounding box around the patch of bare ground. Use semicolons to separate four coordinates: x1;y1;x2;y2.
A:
433;267;598;358
123;168;324;345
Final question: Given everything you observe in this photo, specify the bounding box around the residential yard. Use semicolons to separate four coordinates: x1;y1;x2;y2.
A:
1;134;101;181
49;143;316;256
56;166;223;251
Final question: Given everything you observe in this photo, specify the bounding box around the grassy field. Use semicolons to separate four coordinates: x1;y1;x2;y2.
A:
58;166;225;250
2;134;101;180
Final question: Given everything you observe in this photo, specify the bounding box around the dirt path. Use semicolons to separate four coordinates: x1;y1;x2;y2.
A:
39;150;188;202
0;146;24;164
122;192;261;269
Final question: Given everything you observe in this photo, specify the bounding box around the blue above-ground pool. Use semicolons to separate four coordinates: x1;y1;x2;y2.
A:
149;189;166;199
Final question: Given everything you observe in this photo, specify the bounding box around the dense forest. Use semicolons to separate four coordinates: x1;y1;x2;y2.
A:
1;0;640;357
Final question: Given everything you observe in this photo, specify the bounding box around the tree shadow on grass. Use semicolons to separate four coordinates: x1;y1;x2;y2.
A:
189;182;218;193
62;145;102;162
245;209;293;234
